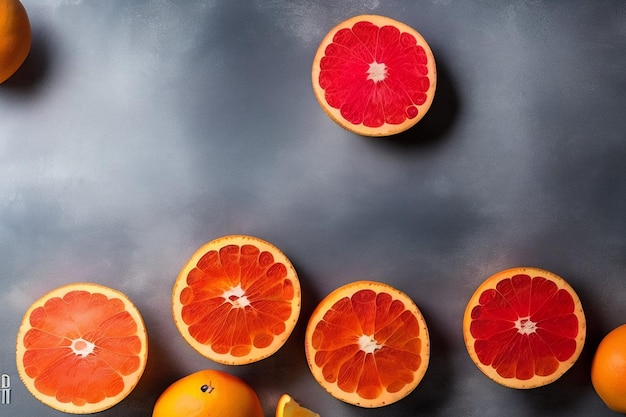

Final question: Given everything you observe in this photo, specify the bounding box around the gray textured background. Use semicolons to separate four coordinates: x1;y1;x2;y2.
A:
1;0;625;416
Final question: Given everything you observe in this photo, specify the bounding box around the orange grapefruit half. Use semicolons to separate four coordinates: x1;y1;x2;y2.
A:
304;280;429;407
463;267;586;389
15;282;148;413
312;14;437;137
172;235;301;365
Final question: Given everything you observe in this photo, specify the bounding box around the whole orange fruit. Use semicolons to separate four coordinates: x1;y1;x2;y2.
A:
0;0;31;83
152;369;264;417
591;324;626;413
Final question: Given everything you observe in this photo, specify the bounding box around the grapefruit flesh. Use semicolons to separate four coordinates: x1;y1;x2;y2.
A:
312;15;436;136
304;280;429;407
172;235;301;365
463;267;586;388
15;283;148;413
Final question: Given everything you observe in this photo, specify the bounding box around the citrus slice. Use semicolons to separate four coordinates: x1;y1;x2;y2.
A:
0;0;32;83
15;282;148;414
304;280;429;408
463;267;586;389
275;393;320;417
312;14;436;137
591;324;626;413
152;369;264;417
172;235;301;365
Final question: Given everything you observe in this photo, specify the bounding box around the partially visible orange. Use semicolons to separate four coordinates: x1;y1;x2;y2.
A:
591;324;626;413
15;282;148;414
304;280;430;408
312;14;436;136
463;267;586;389
0;0;31;83
172;235;301;365
152;369;263;417
275;393;320;417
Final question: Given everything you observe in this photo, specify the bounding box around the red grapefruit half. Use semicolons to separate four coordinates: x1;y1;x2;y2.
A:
463;267;586;388
312;14;437;136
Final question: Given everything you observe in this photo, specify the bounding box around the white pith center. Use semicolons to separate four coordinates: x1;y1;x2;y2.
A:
71;338;95;357
358;334;382;354
515;317;537;335
223;284;250;308
366;61;387;83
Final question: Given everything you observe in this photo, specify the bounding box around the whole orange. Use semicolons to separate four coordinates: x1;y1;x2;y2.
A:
0;0;31;83
591;324;626;413
152;369;264;417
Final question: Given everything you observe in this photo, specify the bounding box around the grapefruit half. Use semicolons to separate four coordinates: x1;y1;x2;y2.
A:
463;267;586;388
172;235;301;365
15;282;148;413
312;14;436;136
304;280;429;407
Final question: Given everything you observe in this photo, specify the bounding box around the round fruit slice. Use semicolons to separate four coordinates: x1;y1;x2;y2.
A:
152;369;263;417
15;282;148;414
275;393;320;417
172;235;301;365
463;267;586;389
304;280;429;408
312;14;436;137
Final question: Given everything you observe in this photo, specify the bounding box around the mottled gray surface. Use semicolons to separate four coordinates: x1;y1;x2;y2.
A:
1;0;625;416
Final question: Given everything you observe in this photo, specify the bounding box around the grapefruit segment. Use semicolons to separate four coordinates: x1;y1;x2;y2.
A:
304;280;429;407
275;393;320;417
172;235;301;365
463;267;586;388
15;283;148;413
312;14;436;136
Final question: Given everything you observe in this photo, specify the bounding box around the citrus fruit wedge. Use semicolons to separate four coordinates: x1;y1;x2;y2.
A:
463;267;586;389
152;369;263;417
312;14;436;137
591;324;626;413
15;282;148;414
0;0;32;83
304;280;429;408
275;393;320;417
172;235;301;365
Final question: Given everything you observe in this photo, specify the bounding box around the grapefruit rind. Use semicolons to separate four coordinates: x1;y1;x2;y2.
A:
15;282;148;414
312;14;437;137
172;234;301;365
304;280;430;408
462;267;586;389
